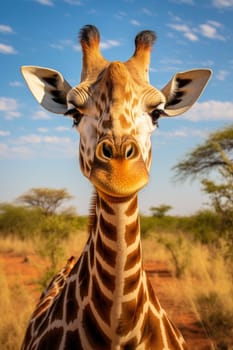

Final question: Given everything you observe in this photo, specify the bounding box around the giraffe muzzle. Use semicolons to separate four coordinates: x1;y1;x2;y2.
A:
90;137;149;197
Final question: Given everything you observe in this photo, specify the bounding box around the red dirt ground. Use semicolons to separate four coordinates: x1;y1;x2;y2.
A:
0;251;215;349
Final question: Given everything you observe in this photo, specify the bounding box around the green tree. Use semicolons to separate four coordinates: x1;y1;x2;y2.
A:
17;188;73;216
173;125;233;180
173;125;233;259
150;204;173;218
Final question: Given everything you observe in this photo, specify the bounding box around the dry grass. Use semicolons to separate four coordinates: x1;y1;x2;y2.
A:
64;230;89;258
183;243;233;349
142;234;168;261
0;265;34;350
0;236;35;255
185;243;233;304
143;232;233;349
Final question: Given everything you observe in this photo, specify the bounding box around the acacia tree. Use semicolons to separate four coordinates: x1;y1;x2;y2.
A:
173;125;233;180
173;125;233;258
17;188;73;216
150;204;173;218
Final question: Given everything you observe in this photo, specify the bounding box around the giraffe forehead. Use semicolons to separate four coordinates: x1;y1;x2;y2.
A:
96;62;139;104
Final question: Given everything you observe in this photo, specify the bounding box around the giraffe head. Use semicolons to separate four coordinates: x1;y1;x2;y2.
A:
21;25;211;198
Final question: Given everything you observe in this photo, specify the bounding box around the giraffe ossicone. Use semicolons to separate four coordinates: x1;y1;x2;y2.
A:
21;25;211;350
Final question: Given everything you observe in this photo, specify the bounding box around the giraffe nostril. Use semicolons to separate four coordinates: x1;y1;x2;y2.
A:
124;142;139;160
125;144;134;159
102;143;113;159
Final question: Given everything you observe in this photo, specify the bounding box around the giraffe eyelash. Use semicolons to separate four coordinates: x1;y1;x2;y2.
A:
65;108;83;127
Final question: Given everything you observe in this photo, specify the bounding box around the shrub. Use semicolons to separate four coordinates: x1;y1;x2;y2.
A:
0;204;42;240
179;210;219;244
196;292;233;350
37;214;73;288
156;233;190;278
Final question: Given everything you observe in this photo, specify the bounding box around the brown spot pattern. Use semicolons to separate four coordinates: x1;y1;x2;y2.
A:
36;327;63;350
91;276;113;324
125;196;137;216
83;304;111;350
100;197;115;215
96;231;116;267
99;214;117;241
124;244;141;270
124;268;141;294
96;258;115;292
66;281;79;324
125;219;139;246
79;252;90;299
64;330;83;349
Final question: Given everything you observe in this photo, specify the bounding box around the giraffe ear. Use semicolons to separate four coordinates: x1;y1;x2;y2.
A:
161;69;212;116
21;66;72;114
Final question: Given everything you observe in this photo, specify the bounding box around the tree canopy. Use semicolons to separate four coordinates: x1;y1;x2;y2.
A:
17;188;73;216
173;125;233;181
150;204;173;218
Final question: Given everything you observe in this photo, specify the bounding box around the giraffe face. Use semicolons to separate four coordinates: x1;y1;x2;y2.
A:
67;62;164;197
21;26;211;198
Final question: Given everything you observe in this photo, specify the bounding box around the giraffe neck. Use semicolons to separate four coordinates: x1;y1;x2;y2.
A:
83;190;146;347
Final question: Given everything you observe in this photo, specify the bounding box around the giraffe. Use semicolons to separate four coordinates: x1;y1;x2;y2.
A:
21;25;211;350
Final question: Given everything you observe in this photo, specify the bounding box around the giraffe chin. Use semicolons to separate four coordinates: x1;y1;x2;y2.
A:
90;160;149;198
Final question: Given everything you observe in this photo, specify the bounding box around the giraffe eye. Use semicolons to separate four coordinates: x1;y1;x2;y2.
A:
150;109;163;126
65;108;83;127
72;112;83;127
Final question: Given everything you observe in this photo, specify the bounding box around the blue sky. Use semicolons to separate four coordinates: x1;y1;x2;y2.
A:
0;0;233;216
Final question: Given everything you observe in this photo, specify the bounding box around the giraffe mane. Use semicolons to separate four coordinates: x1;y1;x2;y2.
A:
88;190;98;235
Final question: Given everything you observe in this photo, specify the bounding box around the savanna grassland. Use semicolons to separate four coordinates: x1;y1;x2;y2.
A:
0;204;232;350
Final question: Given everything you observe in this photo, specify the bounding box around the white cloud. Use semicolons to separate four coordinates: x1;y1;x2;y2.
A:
50;39;73;50
184;31;199;41
44;136;71;144
115;11;127;20
199;21;225;40
64;0;82;4
72;43;81;51
0;97;21;119
0;24;14;34
0;143;32;159
0;43;17;54
183;100;233;121
130;19;141;26
55;126;70;132
9;81;23;87
212;0;233;7
0;130;10;136
35;0;54;6
31;110;52;120
158;128;207;139
168;23;199;41
100;40;121;50
169;19;225;42
15;134;71;145
168;23;190;33
216;70;229;81
38;127;49;133
141;8;153;16
173;0;194;4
